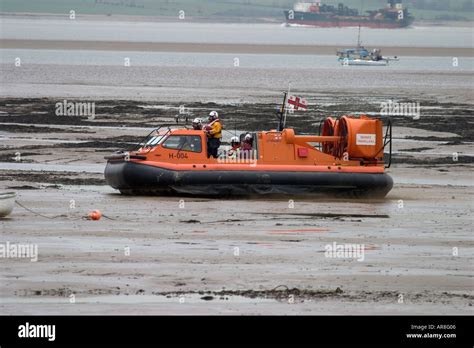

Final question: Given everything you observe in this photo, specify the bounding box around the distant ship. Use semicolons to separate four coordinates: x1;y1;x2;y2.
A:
284;1;414;29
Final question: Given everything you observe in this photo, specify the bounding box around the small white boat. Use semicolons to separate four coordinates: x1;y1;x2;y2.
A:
337;26;397;67
0;192;16;217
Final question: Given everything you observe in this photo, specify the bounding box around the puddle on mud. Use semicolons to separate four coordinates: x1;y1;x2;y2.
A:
0;162;104;173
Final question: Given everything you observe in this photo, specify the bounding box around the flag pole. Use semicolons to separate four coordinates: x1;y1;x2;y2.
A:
278;91;287;131
283;82;291;129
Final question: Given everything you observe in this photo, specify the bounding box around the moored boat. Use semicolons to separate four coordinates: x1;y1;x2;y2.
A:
0;192;16;217
337;26;399;66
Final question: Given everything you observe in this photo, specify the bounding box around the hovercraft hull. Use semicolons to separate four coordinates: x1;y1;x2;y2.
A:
105;161;393;198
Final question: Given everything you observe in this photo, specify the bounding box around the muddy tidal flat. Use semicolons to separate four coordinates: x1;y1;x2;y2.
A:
0;97;472;314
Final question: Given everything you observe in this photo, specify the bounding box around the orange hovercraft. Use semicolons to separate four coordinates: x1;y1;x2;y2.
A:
105;93;393;197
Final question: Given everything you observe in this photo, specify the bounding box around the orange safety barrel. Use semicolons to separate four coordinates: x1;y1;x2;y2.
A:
337;115;384;160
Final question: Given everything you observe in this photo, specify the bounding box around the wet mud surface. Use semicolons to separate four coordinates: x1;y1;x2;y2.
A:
1;97;473;314
1;97;473;175
1;97;473;140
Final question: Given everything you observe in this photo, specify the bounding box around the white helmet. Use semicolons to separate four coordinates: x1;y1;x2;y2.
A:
192;117;202;125
230;136;239;146
209;111;219;120
244;133;253;141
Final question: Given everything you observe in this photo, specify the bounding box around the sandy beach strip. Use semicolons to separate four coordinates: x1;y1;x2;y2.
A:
1;39;472;57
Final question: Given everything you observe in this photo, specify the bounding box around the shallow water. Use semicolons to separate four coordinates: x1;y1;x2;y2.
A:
0;18;472;103
1;18;473;48
1;61;472;103
1;49;472;72
0;162;104;173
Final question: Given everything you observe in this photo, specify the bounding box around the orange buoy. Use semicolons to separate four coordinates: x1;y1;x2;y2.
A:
88;209;102;221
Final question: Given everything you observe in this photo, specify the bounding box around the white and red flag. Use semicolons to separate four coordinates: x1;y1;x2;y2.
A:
287;95;308;111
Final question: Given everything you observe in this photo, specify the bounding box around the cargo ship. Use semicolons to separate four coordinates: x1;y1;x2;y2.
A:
284;1;413;28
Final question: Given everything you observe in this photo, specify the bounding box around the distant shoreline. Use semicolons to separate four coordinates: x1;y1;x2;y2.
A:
1;12;473;28
1;39;472;57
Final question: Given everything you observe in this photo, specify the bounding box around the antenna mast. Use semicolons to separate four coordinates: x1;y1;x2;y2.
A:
357;25;361;47
357;0;363;47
